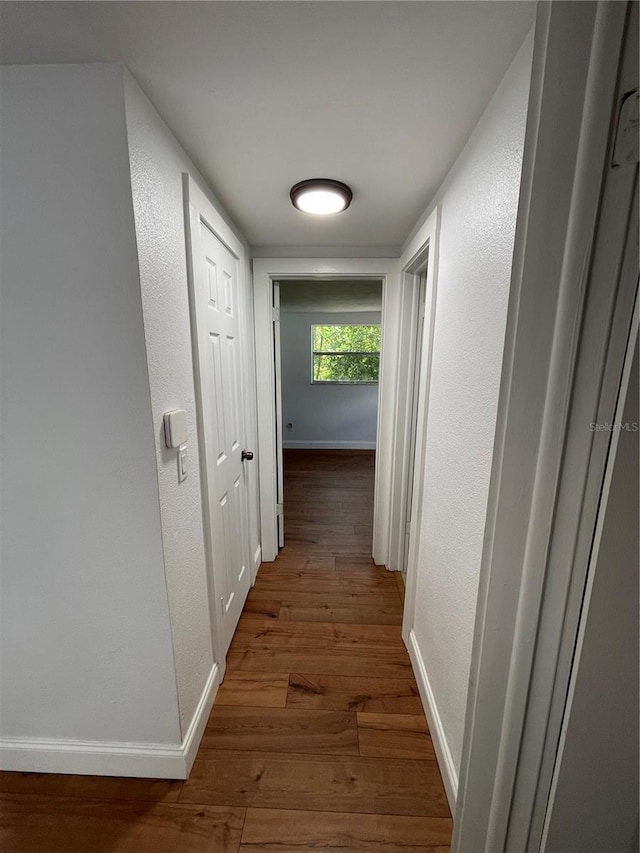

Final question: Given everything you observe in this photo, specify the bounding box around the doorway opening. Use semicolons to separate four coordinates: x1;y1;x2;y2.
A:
253;236;439;585
275;278;383;558
253;258;401;568
401;261;429;582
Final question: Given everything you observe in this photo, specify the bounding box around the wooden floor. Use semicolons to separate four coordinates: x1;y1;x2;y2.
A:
0;449;452;852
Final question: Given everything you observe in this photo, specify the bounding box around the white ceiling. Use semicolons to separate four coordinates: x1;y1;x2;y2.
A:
0;1;535;250
279;279;382;312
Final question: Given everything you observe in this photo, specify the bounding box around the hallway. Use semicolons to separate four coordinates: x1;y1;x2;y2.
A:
1;4;634;848
182;449;452;847
0;450;452;851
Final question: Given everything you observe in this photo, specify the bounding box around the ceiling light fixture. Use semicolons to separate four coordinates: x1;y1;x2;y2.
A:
290;179;353;215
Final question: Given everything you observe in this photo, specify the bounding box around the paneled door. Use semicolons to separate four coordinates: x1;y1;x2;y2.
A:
185;177;251;660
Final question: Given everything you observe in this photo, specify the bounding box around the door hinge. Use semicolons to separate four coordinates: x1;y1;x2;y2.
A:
272;306;280;322
276;502;284;517
220;596;225;615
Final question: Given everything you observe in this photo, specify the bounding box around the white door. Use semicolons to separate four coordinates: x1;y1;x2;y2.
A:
186;183;251;658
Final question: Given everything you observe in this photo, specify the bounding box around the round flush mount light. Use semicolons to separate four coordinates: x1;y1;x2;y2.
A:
290;178;353;215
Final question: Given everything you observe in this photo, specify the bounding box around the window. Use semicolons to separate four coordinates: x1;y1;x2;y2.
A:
311;324;381;384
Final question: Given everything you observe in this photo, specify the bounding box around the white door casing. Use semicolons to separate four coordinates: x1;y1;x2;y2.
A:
253;258;400;564
402;268;427;578
272;282;285;548
386;210;440;577
184;175;251;664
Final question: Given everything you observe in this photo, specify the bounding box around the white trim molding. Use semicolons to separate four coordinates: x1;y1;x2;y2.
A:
252;544;262;584
408;630;458;812
283;440;376;450
0;664;220;779
181;663;219;776
0;738;188;780
252;257;400;564
453;4;637;852
391;207;440;584
250;245;401;259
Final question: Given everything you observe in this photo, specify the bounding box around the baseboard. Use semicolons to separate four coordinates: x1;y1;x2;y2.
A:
0;664;220;780
283;440;376;450
0;736;187;779
252;544;262;584
407;629;458;812
393;569;406;605
181;662;220;776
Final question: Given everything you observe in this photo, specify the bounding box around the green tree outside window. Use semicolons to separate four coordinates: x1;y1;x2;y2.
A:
312;324;381;383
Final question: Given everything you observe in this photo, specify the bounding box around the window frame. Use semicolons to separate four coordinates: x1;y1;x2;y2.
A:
310;322;381;385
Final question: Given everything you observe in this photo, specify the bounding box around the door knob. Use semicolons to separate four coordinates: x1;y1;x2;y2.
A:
241;450;254;461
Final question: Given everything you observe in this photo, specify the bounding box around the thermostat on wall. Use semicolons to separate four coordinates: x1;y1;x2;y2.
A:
163;409;188;449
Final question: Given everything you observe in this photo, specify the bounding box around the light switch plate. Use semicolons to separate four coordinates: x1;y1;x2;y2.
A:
178;444;187;483
164;409;188;448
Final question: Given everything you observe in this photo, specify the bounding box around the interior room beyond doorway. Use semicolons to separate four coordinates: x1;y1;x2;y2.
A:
278;279;383;452
276;278;383;560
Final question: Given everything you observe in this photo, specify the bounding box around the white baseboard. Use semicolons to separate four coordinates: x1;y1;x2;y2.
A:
407;629;458;812
283;440;376;450
252;544;262;584
0;736;188;779
0;664;220;780
181;663;220;776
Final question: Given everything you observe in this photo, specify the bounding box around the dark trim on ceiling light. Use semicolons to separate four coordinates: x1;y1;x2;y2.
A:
290;178;353;213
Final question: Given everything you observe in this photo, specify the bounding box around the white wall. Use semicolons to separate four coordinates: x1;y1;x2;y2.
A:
544;340;639;853
0;65;181;747
407;34;533;778
123;71;260;737
280;310;381;448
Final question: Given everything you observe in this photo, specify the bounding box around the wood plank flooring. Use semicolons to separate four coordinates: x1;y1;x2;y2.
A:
0;449;452;851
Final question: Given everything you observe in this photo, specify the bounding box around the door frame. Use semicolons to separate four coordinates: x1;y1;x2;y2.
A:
541;305;638;851
388;208;440;578
384;209;458;803
183;173;250;674
453;2;637;850
253;257;400;563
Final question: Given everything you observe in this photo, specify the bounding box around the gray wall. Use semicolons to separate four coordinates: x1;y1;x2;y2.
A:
0;64;181;745
280;310;381;448
544;339;639;853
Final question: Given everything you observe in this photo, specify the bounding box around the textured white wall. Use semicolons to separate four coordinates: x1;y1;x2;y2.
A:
0;64;181;745
123;71;260;735
280;311;381;447
409;35;533;773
